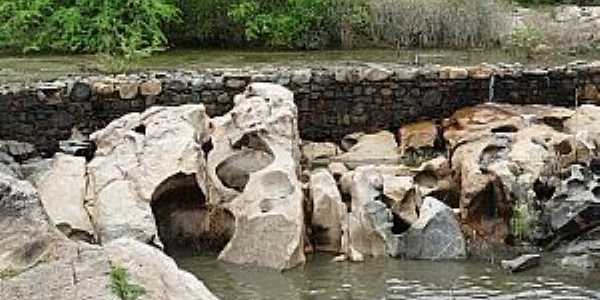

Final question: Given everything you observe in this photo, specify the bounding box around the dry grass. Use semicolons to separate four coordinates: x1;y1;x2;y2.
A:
368;0;511;48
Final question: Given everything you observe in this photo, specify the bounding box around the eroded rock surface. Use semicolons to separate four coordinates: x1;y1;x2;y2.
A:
1;238;219;300
207;83;305;270
35;153;95;242
88;104;211;245
310;169;346;253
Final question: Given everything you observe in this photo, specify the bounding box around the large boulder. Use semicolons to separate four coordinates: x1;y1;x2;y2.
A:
87;104;211;245
309;169;347;253
34;153;95;242
206;83;305;270
394;197;466;260
0;238;219;300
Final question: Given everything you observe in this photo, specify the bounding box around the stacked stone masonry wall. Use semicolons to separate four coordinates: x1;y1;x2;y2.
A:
1;61;600;155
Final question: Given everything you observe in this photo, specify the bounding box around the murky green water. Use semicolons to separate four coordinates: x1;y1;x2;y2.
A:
3;48;600;85
177;254;600;300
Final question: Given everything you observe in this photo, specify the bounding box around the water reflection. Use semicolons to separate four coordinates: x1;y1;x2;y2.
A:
176;254;600;300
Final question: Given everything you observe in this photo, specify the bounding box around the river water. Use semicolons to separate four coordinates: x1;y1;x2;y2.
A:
177;254;600;300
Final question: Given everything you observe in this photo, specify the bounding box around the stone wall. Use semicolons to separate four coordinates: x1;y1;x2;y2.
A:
1;61;600;155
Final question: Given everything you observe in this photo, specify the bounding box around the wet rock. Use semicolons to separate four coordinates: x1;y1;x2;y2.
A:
501;254;541;272
88;104;211;245
0;238;219;300
394;197;466;260
207;83;305;270
34;154;95;242
309;169;346;253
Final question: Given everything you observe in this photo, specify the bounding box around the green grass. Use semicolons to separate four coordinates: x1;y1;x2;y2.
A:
109;264;146;300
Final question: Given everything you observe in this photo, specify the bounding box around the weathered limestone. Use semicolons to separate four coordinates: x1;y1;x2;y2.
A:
1;238;219;300
335;131;401;169
445;104;583;244
309;169;346;253
87;104;211;244
35;153;95;241
207;83;305;270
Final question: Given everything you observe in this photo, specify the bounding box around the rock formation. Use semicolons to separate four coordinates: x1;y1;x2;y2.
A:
87;104;211;245
206;83;306;270
309;169;346;253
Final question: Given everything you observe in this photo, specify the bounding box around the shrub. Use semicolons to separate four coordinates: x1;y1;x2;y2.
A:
109;264;146;300
0;0;178;57
368;0;510;48
505;25;547;58
165;0;242;47
229;0;332;49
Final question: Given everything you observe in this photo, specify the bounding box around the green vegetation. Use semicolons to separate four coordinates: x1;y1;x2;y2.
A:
0;0;596;73
0;268;18;279
109;264;146;300
511;201;535;241
0;0;178;57
506;25;547;59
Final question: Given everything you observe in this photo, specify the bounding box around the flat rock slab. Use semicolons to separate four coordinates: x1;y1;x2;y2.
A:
501;254;541;273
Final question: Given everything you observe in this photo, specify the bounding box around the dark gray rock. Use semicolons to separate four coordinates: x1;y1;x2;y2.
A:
69;82;91;102
393;197;466;260
501;254;541;272
545;164;600;240
0;140;37;162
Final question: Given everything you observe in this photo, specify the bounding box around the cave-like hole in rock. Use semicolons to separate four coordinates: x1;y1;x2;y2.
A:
533;178;556;201
151;173;235;256
378;194;412;235
201;138;214;160
591;159;600;176
472;182;503;220
428;190;460;209
592;186;600;199
554;140;573;156
415;170;438;189
491;125;518;133
216;133;275;192
133;124;146;135
391;212;411;234
542;117;565;132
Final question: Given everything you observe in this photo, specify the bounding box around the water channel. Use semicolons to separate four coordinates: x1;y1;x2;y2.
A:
177;254;600;300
